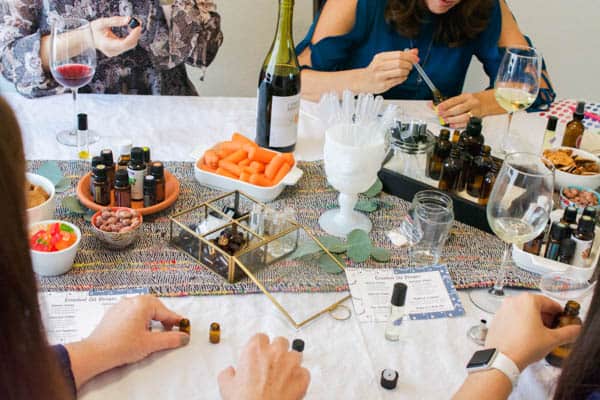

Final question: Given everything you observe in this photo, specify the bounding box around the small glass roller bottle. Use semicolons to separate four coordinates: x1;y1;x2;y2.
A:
91;164;110;206
77;113;89;160
114;169;131;208
209;322;220;344
150;162;165;203
385;282;408;342
143;175;157;207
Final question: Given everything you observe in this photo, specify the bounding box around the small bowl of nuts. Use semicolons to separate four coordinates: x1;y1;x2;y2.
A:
91;207;143;249
560;186;600;212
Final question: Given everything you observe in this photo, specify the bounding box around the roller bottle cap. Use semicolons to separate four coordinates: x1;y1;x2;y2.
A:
91;156;103;168
466;116;483;136
131;147;144;163
546;116;558;131
574;101;585;120
77;113;87;131
380;369;399;390
101;149;114;166
391;282;408;307
562;206;578;225
292;339;305;352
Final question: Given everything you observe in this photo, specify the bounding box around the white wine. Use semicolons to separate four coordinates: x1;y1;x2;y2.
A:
489;217;538;245
494;88;536;113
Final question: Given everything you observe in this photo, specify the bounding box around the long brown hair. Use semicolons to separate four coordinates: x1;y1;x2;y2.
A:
384;0;494;47
0;97;72;399
554;280;600;399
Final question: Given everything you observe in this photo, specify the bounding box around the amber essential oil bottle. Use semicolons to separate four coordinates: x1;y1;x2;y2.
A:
545;300;582;367
467;145;493;198
477;162;499;206
438;145;463;193
426;129;452;180
561;101;585;148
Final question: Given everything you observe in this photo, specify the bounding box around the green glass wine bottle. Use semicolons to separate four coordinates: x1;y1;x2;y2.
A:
255;0;301;153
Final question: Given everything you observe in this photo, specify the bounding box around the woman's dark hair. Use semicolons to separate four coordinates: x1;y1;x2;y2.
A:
0;97;72;399
554;279;600;400
385;0;495;47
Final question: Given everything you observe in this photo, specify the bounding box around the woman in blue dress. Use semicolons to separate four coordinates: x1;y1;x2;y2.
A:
297;0;555;128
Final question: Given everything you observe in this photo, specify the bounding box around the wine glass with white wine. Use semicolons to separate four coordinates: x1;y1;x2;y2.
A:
470;153;554;314
494;46;541;155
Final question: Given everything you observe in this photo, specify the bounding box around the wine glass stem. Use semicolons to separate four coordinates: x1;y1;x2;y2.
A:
490;242;511;296
72;88;78;136
502;112;514;153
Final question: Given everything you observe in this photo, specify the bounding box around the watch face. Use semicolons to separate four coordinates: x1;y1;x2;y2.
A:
467;349;497;369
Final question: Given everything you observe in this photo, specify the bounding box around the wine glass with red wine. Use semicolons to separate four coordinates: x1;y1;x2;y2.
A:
50;18;97;147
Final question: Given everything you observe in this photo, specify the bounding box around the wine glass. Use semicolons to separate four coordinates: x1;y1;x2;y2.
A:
470;153;554;314
494;46;542;155
50;18;97;147
540;271;596;302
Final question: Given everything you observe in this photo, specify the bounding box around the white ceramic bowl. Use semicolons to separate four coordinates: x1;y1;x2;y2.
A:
91;207;143;249
26;172;56;224
551;147;600;191
29;220;81;276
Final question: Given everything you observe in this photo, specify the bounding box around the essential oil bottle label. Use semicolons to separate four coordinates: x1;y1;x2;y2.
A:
128;169;145;200
571;236;593;268
268;94;300;148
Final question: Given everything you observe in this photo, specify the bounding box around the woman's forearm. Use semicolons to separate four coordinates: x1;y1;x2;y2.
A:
39;29;91;73
452;369;513;400
300;68;368;102
65;339;120;389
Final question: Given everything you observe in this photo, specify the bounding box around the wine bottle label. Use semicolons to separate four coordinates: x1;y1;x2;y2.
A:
571;236;593;268
268;94;300;148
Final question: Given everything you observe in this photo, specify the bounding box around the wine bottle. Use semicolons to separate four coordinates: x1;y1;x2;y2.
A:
256;0;300;153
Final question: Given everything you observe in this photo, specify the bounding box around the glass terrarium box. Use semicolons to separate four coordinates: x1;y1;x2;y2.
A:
169;191;350;328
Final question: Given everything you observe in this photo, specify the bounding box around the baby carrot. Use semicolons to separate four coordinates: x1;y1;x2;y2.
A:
218;160;242;177
216;147;235;159
216;167;238;179
232;132;255;145
273;162;292;183
218;141;244;152
240;171;251;182
249;173;274;187
265;154;285;180
248;146;276;164
204;150;220;169
249;161;265;173
281;152;295;165
199;162;217;173
224;149;248;164
238;159;251;167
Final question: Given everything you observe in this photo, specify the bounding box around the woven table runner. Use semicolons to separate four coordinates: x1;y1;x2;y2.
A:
30;160;540;296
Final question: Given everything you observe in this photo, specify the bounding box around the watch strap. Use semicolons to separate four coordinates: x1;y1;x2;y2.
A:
491;352;520;387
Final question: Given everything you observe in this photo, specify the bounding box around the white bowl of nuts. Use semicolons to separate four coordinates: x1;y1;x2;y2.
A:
560;186;600;212
91;207;142;249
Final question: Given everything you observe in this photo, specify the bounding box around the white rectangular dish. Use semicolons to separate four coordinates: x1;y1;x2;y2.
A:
194;160;303;203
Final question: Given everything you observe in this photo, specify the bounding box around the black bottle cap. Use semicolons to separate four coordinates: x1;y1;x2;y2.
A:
546;116;558;131
92;164;107;179
439;129;450;140
128;16;140;29
142;146;151;163
150;162;164;178
577;216;595;235
77;113;87;131
115;169;129;185
391;282;407;307
101;149;114;166
582;206;597;221
91;156;103;167
466;117;483;136
131;147;144;163
143;175;156;188
292;339;305;352
562;206;578;224
558;238;576;258
574;101;585;118
550;222;568;241
380;369;399;390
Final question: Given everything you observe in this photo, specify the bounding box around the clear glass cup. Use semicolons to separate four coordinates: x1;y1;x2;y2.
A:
494;46;541;155
403;190;454;267
50;18;97;147
540;271;596;302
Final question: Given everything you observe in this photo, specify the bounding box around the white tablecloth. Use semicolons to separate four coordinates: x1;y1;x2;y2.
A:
6;92;559;399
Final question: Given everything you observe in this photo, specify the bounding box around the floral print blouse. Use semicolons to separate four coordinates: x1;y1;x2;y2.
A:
0;0;223;97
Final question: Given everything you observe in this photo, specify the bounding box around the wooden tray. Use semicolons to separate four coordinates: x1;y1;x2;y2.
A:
77;170;180;216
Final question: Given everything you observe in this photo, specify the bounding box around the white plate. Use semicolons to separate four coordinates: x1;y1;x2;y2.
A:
512;209;598;281
194;160;303;203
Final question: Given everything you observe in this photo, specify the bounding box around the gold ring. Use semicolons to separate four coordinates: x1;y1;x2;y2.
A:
328;304;352;321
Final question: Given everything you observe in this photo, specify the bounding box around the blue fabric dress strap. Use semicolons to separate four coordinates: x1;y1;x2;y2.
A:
52;344;77;398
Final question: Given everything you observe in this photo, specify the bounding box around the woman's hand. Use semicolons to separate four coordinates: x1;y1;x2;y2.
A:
90;16;142;57
485;293;581;371
436;92;482;129
360;49;419;94
65;295;189;389
218;333;310;400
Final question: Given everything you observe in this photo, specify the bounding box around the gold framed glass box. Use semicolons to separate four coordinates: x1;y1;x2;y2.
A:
169;191;351;328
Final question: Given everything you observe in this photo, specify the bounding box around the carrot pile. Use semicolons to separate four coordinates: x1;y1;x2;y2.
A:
197;133;295;187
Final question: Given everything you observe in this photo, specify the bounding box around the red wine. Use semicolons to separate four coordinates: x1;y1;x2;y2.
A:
54;63;94;88
255;0;300;153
